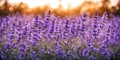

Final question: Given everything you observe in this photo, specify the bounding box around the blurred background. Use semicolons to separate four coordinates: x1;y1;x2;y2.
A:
0;0;120;17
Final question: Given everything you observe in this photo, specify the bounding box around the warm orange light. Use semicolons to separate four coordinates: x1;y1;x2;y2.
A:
8;0;48;8
61;0;84;9
8;0;84;9
91;0;101;3
110;0;119;6
8;0;119;9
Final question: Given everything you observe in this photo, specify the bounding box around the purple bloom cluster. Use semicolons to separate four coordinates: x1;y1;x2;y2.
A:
0;11;120;60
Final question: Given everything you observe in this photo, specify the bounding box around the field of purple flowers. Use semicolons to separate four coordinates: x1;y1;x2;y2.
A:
0;11;120;60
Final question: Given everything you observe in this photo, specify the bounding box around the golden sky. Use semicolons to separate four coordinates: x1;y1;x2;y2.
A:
0;0;119;17
7;0;119;9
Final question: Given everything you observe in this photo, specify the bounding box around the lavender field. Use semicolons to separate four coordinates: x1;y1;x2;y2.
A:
0;11;120;60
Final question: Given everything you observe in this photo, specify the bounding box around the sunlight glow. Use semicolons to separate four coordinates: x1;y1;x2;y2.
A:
61;0;84;9
8;0;84;9
110;0;119;6
8;0;119;9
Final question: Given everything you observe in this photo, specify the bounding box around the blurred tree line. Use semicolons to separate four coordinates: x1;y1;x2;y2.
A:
0;0;120;17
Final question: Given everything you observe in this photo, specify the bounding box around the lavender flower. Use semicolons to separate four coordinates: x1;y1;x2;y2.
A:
89;55;96;60
0;11;119;60
92;11;100;39
70;20;76;37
